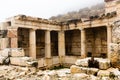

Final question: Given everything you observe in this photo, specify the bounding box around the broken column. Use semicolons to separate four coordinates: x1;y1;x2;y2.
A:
81;28;86;58
58;31;65;64
29;29;36;59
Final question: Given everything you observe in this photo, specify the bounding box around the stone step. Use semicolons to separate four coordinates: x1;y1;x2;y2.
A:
0;48;25;57
75;57;110;70
70;65;99;75
10;57;38;67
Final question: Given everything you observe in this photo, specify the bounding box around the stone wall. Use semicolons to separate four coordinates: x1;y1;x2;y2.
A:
51;31;58;56
36;30;45;58
86;27;107;57
109;20;120;68
65;30;81;56
18;28;29;56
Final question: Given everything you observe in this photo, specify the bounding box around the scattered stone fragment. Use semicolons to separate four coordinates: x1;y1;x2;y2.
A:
11;48;25;57
97;70;110;77
70;65;81;74
73;73;89;80
97;58;110;70
75;58;90;67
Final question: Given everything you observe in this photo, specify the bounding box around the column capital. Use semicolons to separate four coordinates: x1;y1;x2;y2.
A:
106;23;113;28
45;30;52;32
78;28;85;31
30;28;37;31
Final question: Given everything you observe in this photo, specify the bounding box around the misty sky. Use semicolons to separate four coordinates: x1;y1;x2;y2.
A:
0;0;104;21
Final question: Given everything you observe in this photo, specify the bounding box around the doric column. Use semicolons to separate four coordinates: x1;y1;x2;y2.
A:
58;31;65;64
107;25;112;59
81;28;86;58
45;30;51;58
29;29;36;59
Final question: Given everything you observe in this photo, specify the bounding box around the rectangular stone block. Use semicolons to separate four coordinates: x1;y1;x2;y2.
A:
7;29;17;38
87;68;99;75
11;38;18;48
70;65;99;75
0;38;9;49
10;57;27;66
75;58;90;67
0;55;6;64
10;57;38;67
96;58;111;70
70;65;81;74
11;48;25;57
0;48;10;57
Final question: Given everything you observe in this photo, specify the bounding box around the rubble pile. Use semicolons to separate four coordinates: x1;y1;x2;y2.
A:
0;48;120;80
0;48;38;67
70;57;120;80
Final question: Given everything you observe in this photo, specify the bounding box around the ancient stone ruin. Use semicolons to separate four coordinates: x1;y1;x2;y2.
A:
0;0;120;79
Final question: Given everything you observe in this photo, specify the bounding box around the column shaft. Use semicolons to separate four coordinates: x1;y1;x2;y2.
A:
45;30;51;58
58;31;65;64
29;29;36;59
107;26;112;59
58;31;65;56
81;29;86;58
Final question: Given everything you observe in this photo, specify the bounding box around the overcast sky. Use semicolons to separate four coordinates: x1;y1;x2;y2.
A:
0;0;104;21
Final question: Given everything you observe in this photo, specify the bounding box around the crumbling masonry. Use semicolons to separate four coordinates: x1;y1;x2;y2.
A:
0;0;120;68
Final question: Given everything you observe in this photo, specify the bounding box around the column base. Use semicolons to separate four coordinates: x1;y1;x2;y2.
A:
45;58;52;69
81;54;86;58
59;56;65;65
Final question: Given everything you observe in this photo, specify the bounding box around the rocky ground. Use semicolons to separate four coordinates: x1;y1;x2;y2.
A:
0;65;119;80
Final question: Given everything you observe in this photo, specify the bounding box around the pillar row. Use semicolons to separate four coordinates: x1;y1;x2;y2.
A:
45;30;51;58
81;28;86;58
107;25;112;59
29;29;36;59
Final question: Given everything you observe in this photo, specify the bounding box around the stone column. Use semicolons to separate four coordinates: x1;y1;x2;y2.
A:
7;28;18;48
81;28;86;58
58;31;65;64
45;30;51;58
29;29;36;59
107;25;112;59
45;30;52;69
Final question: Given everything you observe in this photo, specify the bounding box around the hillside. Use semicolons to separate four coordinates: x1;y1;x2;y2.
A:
49;3;105;22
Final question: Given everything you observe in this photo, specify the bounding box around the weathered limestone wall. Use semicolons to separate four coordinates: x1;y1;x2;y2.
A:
105;0;117;13
109;20;120;68
36;30;45;58
18;28;29;56
51;31;58;56
86;27;107;57
65;30;81;56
